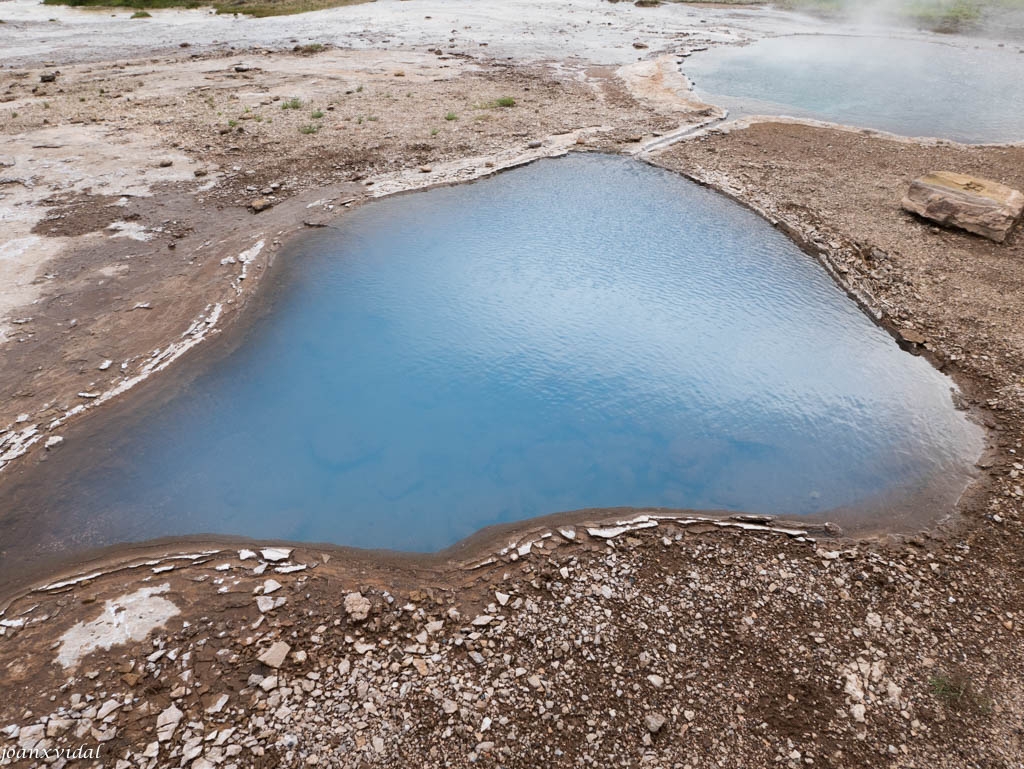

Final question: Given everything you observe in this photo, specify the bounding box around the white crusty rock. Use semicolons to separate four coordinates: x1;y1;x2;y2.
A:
344;592;372;621
256;596;275;613
260;547;292;562
258;641;292;669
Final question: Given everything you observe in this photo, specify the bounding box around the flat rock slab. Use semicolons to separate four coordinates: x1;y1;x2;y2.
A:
902;171;1024;242
257;641;291;669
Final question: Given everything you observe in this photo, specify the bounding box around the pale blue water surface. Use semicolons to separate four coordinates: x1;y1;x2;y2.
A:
6;155;983;555
683;35;1024;143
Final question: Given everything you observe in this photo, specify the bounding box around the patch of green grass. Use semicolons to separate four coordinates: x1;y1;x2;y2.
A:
444;111;457;121
299;123;320;134
930;670;993;713
228;119;238;127
281;98;302;110
295;43;325;54
474;96;517;110
904;0;982;29
311;109;324;119
430;128;439;136
130;8;151;15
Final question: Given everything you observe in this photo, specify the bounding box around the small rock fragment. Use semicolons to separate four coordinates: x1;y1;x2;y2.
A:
258;641;291;669
644;712;667;734
156;705;183;742
260;547;291;562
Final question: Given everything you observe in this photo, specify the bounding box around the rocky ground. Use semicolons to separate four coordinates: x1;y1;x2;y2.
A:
0;509;1022;769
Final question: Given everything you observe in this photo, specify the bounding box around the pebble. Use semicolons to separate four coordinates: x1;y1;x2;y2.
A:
644;712;667;734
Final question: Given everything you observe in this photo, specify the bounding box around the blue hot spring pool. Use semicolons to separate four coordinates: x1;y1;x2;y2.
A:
683;35;1024;144
3;155;983;557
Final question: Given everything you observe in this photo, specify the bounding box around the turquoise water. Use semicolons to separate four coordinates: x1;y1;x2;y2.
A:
683;35;1024;143
4;155;982;556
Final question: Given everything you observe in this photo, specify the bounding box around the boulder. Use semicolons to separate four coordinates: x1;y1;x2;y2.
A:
901;171;1023;243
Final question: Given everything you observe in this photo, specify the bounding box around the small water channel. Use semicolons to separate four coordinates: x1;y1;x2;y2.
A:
683;35;1024;144
0;154;983;566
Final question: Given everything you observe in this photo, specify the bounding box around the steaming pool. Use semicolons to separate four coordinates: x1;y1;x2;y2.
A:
1;155;984;564
683;35;1024;143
